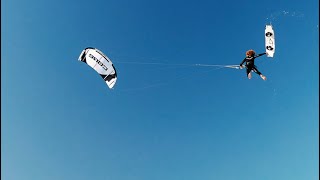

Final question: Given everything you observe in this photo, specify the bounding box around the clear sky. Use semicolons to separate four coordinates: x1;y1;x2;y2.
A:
2;0;319;179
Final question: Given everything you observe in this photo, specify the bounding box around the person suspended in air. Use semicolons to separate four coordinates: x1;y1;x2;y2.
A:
239;49;267;80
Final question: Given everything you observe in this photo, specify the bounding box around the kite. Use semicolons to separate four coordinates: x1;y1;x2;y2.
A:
78;47;117;89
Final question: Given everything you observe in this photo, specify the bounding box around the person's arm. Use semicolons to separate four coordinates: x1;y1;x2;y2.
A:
255;52;266;58
240;58;246;66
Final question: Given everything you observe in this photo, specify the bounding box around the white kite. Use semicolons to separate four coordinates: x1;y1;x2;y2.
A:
78;47;117;89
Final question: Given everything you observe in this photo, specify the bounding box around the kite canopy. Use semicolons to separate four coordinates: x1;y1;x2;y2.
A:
78;47;117;89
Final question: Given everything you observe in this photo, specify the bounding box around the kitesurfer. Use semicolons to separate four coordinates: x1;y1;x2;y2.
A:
239;50;267;80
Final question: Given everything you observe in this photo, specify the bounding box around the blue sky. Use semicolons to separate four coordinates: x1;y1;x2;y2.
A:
2;0;319;180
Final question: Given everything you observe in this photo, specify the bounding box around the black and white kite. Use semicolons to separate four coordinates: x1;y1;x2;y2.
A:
78;47;117;89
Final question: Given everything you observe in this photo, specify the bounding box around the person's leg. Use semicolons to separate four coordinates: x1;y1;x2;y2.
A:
246;68;252;79
252;66;266;80
260;74;267;80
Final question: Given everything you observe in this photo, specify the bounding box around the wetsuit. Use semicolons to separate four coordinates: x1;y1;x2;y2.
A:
240;52;266;76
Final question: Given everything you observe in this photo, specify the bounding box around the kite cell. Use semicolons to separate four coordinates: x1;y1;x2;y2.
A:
78;47;117;89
